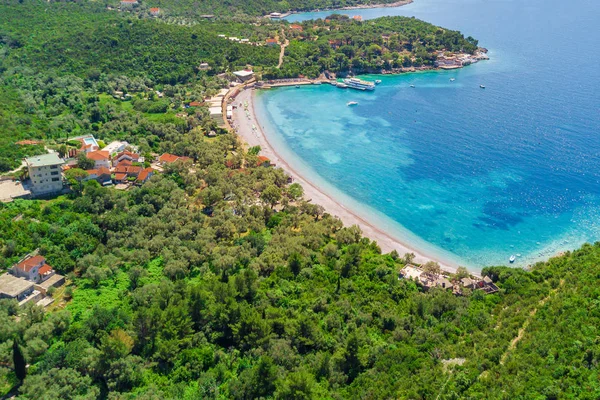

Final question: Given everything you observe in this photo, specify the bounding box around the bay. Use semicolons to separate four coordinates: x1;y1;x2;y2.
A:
256;0;600;268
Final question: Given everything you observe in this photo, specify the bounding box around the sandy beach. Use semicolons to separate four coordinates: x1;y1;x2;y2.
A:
231;87;461;273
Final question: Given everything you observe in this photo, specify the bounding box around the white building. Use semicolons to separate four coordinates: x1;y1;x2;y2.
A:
26;153;64;196
233;69;255;83
86;150;110;169
209;106;223;121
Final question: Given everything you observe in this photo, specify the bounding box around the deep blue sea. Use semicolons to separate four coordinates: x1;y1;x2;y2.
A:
255;0;600;268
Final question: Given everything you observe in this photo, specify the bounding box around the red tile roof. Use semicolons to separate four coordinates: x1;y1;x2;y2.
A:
115;150;139;159
137;167;154;182
257;156;271;166
290;24;303;31
188;101;203;107
150;7;160;12
86;150;109;161
266;38;278;44
159;153;191;164
15;255;45;272
115;173;127;181
38;264;53;275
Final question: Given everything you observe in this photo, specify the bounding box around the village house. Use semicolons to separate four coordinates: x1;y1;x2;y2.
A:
112;150;141;167
84;167;112;185
188;101;203;107
114;164;142;183
233;69;254;83
198;62;210;70
85;150;110;169
25;153;64;196
290;24;303;32
11;254;55;284
136;167;155;184
0;274;34;301
158;153;192;165
72;134;100;154
352;15;363;21
266;38;278;47
257;156;272;167
149;7;160;16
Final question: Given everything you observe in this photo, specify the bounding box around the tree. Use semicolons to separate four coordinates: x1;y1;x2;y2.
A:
403;252;416;264
261;185;281;209
76;152;95;170
423;261;441;276
454;266;470;280
287;183;304;201
64;168;89;194
13;338;27;381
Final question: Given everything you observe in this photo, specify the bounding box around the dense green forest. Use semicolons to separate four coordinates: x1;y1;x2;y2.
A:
108;0;403;17
2;139;600;398
3;1;595;399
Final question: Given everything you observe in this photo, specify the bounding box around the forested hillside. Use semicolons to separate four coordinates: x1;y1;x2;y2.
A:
1;141;600;398
2;1;597;399
106;0;404;17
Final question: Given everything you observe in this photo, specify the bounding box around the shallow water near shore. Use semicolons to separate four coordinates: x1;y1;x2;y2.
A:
257;0;600;268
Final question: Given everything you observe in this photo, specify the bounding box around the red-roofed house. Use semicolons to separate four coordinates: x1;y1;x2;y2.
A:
112;150;140;167
290;24;303;32
12;254;55;283
329;39;342;49
257;156;271;167
150;7;160;16
158;153;192;165
188;101;203;107
136;167;155;184
85;150;110;169
85;167;112;184
352;15;363;21
266;38;278;47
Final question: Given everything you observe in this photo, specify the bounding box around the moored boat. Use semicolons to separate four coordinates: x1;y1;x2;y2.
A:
343;77;375;91
375;79;382;84
509;255;516;263
336;82;349;88
480;84;486;89
347;101;358;106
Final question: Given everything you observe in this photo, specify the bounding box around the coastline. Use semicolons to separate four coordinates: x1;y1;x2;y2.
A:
272;0;413;19
231;87;462;274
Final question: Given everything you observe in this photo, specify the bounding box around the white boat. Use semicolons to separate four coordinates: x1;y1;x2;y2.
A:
375;79;382;84
450;78;455;82
347;101;358;106
295;85;300;88
509;255;516;263
410;84;415;88
480;84;485;89
312;81;322;85
343;77;375;91
336;82;349;88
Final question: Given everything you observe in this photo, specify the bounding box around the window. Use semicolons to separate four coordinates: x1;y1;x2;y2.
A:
50;165;58;169
51;171;59;176
52;177;60;182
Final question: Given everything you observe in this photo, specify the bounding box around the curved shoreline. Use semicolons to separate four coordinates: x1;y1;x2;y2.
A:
231;87;462;274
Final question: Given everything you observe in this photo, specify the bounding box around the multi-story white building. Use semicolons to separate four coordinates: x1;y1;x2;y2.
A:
25;153;64;196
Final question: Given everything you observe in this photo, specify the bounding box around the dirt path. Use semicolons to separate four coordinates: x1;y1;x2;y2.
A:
500;279;564;365
277;29;289;69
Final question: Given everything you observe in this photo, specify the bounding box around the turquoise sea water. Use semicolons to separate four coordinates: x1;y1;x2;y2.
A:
256;0;600;268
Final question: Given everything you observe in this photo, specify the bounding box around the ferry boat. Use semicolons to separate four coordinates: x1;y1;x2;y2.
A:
347;101;358;106
509;255;516;263
336;82;349;88
342;77;375;91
